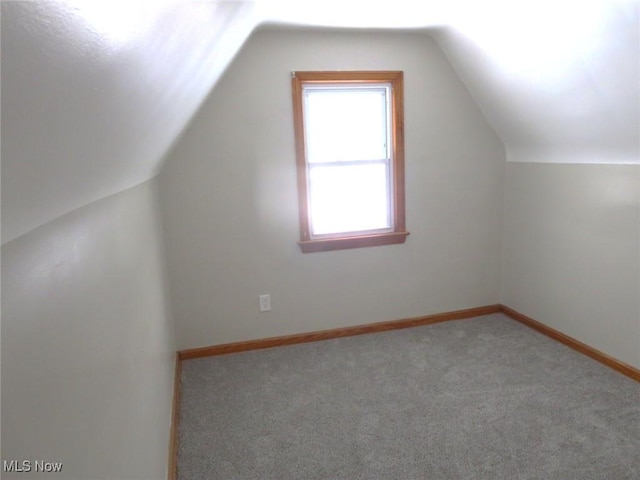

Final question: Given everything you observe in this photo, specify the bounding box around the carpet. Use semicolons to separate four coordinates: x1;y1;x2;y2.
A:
177;313;640;479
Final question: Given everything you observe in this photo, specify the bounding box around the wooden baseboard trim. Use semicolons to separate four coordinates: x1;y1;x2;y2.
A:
500;305;640;382
178;304;501;361
168;353;181;480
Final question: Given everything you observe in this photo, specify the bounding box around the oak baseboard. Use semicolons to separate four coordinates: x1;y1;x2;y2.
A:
500;305;640;382
177;304;501;360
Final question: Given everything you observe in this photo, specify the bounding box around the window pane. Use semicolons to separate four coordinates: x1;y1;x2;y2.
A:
309;163;391;236
304;88;388;163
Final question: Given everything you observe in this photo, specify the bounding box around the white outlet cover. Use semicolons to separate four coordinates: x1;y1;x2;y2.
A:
259;294;271;312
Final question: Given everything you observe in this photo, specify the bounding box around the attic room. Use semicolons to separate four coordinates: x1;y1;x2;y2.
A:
1;1;638;479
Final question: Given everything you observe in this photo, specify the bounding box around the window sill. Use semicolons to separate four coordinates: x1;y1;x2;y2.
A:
298;231;410;253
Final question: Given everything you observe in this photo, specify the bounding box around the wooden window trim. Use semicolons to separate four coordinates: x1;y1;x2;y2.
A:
291;71;408;253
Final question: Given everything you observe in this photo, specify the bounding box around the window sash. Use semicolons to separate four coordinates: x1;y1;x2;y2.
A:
303;85;391;164
307;159;394;238
302;84;393;238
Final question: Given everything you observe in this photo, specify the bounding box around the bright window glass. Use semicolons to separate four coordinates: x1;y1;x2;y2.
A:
303;85;392;237
308;163;391;236
304;87;389;163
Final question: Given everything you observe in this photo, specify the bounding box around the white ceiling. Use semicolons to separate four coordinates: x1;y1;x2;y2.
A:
2;0;638;244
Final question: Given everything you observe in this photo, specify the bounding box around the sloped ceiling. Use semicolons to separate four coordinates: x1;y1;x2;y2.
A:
2;0;638;244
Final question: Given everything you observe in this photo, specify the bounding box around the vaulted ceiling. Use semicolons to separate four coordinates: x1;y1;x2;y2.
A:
2;0;638;244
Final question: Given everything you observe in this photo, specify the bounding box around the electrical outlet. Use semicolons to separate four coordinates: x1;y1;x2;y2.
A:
258;294;271;312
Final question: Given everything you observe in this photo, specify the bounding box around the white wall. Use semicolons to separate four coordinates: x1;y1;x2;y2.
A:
435;2;639;166
159;28;506;350
1;179;176;479
1;0;258;244
501;163;640;369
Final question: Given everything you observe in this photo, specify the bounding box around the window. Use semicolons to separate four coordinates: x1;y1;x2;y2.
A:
291;71;409;253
